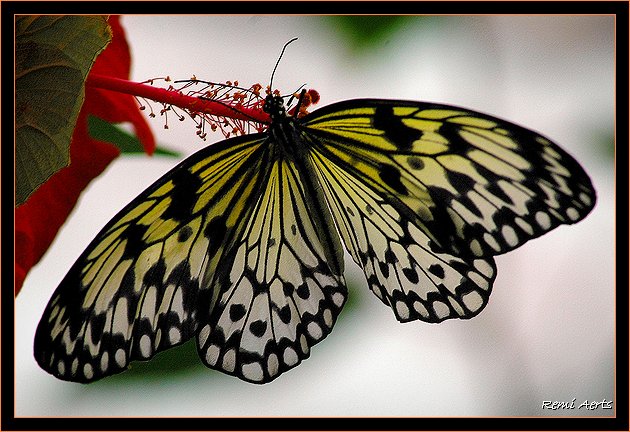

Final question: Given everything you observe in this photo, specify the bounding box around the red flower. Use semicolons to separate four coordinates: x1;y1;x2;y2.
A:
15;16;155;295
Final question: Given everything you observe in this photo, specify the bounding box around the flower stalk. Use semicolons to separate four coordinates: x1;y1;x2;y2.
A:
86;73;271;130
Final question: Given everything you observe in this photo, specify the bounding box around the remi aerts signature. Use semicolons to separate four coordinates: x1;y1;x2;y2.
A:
541;398;613;410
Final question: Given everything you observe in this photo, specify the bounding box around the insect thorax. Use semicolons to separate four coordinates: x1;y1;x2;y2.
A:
263;94;308;161
263;95;287;121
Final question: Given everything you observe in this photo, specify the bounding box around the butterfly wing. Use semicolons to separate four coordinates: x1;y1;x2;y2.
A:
307;145;496;323
197;155;346;383
35;130;347;384
300;99;595;322
34;134;272;382
303;100;595;257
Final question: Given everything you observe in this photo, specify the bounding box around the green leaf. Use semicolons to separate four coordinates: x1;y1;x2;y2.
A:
15;15;111;206
93;339;211;384
88;115;180;157
324;16;420;50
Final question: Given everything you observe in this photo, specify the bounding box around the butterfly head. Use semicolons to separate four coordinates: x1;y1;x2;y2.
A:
263;94;287;122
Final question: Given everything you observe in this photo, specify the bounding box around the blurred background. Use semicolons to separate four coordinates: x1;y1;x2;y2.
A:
16;15;614;417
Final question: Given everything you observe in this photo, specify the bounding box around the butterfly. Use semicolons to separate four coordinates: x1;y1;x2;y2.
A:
34;66;596;384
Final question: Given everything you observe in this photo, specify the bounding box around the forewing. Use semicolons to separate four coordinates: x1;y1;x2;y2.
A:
34;134;270;382
303;99;596;258
197;157;346;383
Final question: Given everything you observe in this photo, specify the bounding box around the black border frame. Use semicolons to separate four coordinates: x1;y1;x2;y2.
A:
3;2;628;431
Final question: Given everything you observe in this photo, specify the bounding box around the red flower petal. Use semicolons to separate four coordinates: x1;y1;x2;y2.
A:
15;113;120;295
15;16;155;295
87;16;155;153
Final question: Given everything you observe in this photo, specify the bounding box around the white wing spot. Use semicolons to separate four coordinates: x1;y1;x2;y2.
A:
467;270;490;290
514;217;534;236
501;225;519;247
483;233;501;252
448;297;465;316
83;363;94;380
205;344;220;367
535;211;552;229
169;327;181;344
171;288;185;321
432;301;450;320
413;301;429;319
100;352;109;372
112;297;129;336
323;309;333;328
331;292;345;307
242;362;264;382
579;192;592;206
198;324;211;347
115;348;126;367
267;353;279;378
283;347;299;367
469;239;483;256
461;291;484;313
299;334;309;354
566;207;580;221
154;328;162;349
222;349;236;372
395;301;410;320
139;334;152;358
140;286;157;322
57;360;65;375
307;322;323;341
473;259;494;278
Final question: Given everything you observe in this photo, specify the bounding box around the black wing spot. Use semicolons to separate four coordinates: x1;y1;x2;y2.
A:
402;267;419;284
379;260;390;278
122;223;147;258
278;305;292;324
296;283;310;300
204;216;228;259
282;282;294;297
379;164;407;195
373;104;421;150
249;320;267;338
446;170;476;193
229;304;247;322
162;169;202;222
428;264;445;279
408;156;425;170
178;225;193;242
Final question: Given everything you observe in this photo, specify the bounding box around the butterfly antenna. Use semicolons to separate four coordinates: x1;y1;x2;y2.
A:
269;37;298;91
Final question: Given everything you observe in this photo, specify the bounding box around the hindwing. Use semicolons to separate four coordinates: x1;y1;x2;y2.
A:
197;156;346;383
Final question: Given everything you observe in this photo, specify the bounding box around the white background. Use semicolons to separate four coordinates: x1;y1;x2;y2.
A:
16;15;615;417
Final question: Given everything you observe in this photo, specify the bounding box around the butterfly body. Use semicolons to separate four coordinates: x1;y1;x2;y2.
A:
35;93;595;384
